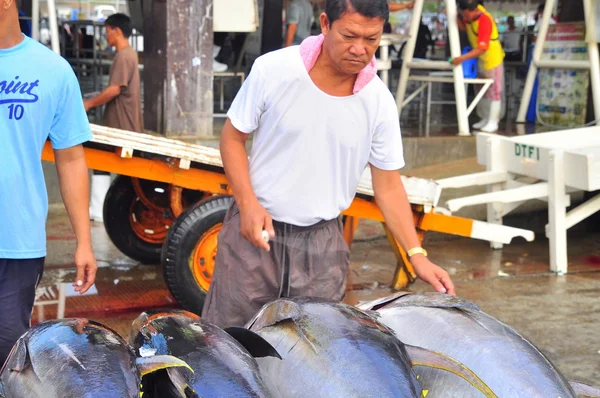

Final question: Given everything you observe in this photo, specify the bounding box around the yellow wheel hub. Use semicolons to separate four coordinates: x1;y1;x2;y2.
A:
190;224;222;292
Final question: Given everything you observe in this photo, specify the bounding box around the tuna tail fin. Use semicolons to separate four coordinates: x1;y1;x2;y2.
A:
136;355;193;377
570;380;600;397
405;345;498;398
140;367;198;398
137;356;196;398
224;327;282;359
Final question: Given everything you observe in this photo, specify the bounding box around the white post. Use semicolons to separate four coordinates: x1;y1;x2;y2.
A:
48;0;60;54
380;40;390;87
446;0;470;136
516;0;556;122
57;283;66;319
396;0;424;114
32;0;40;42
583;0;600;126
485;136;505;249
547;149;568;274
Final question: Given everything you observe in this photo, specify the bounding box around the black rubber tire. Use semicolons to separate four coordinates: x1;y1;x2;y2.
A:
103;175;165;264
162;195;233;315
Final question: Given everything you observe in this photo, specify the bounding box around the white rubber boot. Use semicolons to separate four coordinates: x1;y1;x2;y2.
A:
213;59;228;72
479;100;501;133
473;119;488;129
213;45;221;58
89;174;110;222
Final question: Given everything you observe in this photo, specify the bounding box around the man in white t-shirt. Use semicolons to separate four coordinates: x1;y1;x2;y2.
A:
202;0;455;328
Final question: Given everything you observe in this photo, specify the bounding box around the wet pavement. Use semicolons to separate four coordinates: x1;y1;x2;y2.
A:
40;204;600;385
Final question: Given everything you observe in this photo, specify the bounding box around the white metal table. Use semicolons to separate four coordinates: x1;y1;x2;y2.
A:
436;127;600;274
402;71;494;136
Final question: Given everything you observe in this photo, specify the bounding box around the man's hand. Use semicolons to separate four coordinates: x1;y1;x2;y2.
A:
238;200;275;251
73;244;97;294
451;56;464;65
411;255;455;295
83;100;92;112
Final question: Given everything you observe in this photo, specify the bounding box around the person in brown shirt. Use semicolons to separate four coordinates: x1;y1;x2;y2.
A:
84;13;142;222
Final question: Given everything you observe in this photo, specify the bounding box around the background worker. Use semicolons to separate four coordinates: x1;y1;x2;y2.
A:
202;0;455;329
452;0;505;133
284;0;314;47
0;0;96;366
84;13;143;222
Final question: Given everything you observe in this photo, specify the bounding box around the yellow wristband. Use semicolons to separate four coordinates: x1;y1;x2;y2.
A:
407;247;428;257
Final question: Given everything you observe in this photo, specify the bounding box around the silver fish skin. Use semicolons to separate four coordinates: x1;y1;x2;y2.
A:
360;292;577;398
0;319;141;398
130;309;274;398
246;297;423;398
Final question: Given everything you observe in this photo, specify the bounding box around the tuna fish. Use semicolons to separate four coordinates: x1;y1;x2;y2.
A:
358;292;600;398
246;297;497;398
129;309;281;398
0;318;193;398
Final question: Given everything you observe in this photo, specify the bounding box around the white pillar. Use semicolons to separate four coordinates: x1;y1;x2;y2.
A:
547;149;568;274
48;0;60;54
446;0;470;136
516;0;556;122
583;0;600;126
32;0;40;41
395;0;424;114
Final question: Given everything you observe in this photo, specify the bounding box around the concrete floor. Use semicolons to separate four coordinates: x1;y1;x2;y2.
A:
38;203;600;386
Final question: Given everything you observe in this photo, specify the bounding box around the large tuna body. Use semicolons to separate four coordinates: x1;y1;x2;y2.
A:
129;309;277;398
359;292;577;398
0;319;190;398
246;297;424;398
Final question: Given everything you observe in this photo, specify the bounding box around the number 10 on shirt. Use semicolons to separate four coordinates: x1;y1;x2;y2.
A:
8;104;25;120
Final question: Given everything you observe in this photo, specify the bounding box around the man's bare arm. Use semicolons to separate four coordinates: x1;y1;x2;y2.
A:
220;119;274;250
83;85;121;111
370;164;455;295
285;23;298;47
451;47;485;65
54;145;97;294
389;1;414;12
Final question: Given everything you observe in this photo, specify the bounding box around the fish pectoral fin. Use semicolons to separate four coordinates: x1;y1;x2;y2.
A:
5;338;30;373
570;380;600;397
136;355;194;377
224;327;282;359
356;291;413;311
405;345;497;398
166;368;200;398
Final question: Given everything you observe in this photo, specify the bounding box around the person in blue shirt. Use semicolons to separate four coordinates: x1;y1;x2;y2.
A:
0;0;97;366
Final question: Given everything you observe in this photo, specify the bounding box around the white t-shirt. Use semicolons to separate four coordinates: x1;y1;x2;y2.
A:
227;46;405;226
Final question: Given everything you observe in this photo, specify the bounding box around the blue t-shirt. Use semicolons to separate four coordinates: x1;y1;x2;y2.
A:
0;36;92;259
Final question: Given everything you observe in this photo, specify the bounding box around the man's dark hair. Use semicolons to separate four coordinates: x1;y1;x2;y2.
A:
325;0;389;26
458;0;479;11
105;13;133;38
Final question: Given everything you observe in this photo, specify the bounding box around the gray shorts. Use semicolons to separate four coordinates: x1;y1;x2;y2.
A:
201;202;350;328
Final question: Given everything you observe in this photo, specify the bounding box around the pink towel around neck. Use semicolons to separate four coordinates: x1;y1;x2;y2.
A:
299;34;377;94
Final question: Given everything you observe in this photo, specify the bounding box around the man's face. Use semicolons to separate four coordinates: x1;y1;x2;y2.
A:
105;25;118;46
460;9;478;23
508;17;515;28
321;11;384;75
